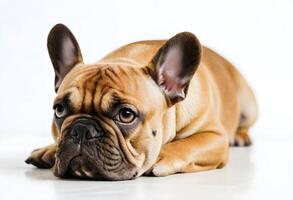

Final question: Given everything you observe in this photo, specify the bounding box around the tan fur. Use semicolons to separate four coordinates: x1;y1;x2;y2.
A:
101;41;257;141
27;39;257;177
99;41;256;176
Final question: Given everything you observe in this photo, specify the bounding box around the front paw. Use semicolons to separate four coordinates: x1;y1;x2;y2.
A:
25;144;56;168
151;147;186;177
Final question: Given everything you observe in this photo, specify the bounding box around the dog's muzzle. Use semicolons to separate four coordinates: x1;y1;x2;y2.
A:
53;117;137;180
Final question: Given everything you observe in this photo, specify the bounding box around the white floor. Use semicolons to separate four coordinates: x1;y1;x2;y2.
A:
0;134;292;200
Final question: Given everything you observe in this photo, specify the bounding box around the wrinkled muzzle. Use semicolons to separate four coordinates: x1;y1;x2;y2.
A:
53;117;137;180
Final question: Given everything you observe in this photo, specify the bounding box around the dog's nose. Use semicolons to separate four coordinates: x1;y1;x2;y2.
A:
70;123;102;140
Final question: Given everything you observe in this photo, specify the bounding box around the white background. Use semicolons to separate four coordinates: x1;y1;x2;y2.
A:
1;1;293;200
0;0;292;138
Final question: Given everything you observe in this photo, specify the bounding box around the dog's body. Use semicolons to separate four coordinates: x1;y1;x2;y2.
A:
26;24;257;180
102;41;257;143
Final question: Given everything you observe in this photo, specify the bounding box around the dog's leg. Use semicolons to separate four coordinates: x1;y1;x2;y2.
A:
230;69;257;147
151;131;228;177
25;144;56;168
230;127;252;146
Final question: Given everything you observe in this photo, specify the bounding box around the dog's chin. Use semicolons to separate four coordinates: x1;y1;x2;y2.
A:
68;155;99;179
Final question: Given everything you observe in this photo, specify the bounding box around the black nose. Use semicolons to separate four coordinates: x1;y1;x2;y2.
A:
70;123;102;141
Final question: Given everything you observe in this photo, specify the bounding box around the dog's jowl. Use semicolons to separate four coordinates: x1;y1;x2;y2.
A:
25;24;257;180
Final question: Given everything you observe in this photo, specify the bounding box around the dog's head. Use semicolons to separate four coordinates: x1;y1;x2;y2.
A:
48;24;202;180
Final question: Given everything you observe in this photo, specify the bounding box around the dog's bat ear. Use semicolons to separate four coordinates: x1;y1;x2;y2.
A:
47;24;83;92
148;32;202;106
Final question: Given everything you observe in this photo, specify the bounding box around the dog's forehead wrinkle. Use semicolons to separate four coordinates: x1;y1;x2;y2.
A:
57;69;101;113
81;72;102;113
98;88;133;114
56;65;163;120
100;65;145;87
91;67;148;110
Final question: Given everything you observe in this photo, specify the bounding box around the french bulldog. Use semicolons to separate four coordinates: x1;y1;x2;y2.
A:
25;24;257;180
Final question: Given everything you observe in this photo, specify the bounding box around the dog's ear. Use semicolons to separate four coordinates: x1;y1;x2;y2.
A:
47;24;83;92
148;32;202;106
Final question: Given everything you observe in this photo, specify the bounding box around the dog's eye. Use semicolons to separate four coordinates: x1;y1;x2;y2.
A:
54;104;67;118
117;108;136;123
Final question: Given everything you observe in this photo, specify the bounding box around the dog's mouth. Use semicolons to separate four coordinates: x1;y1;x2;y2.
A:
53;117;137;180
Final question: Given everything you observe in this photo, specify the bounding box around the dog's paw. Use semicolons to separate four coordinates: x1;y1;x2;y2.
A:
152;158;186;177
230;128;252;147
150;145;186;177
25;144;56;168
